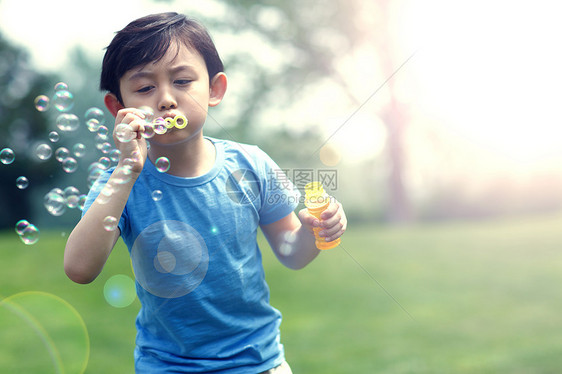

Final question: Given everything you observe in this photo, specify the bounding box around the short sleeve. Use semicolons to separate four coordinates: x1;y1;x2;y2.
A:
254;148;301;225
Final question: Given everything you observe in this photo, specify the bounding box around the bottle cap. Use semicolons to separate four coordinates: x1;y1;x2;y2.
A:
305;182;324;200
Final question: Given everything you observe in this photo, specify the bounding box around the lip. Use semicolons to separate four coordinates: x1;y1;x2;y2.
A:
161;112;177;119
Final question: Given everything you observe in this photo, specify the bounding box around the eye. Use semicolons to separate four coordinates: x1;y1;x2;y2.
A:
137;86;154;93
174;79;192;86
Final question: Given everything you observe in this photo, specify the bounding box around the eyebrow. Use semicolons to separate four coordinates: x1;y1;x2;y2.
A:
127;65;198;81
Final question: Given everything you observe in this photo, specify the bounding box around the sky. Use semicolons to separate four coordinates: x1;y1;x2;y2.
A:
1;0;562;175
0;0;208;71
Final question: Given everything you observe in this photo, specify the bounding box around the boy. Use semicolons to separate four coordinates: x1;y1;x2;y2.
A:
64;12;346;373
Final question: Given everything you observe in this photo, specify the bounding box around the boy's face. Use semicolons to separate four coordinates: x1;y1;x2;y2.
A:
117;41;222;145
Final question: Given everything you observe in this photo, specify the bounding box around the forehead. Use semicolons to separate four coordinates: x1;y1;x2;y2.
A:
125;41;207;78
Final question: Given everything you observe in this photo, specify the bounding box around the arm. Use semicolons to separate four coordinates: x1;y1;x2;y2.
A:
261;199;347;270
64;169;136;283
64;107;147;284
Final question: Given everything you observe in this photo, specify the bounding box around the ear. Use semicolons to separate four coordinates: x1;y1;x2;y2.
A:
208;72;227;107
104;93;124;117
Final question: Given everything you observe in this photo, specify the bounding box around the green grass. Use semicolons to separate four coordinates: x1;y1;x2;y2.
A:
3;214;562;373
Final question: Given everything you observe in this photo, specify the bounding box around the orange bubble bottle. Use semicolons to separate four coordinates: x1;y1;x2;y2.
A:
304;182;341;250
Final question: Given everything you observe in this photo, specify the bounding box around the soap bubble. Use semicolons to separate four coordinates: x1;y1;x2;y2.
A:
103;274;136;308
34;95;50;112
63;186;80;199
87;162;105;189
108;149;121;163
86;118;100;132
152;190;163;201
44;189;67;216
78;194;87;211
62;157;78;173
100;142;112;154
63;186;80;209
113;166;132;185
153;118;167;135
65;195;80;209
138;106;154;123
20;224;40;245
73;143;86;158
103;216;118;232
97;182;116;205
15;219;30;235
0;148;15;164
115;123;135;143
56;113;80;132
155;157;170;173
55;147;70;162
142;124;155;139
16;176;29;190
97;125;109;139
52;90;74;112
48;131;60;143
85;107;105;126
98;157;111;170
54;82;69;91
35;143;52;161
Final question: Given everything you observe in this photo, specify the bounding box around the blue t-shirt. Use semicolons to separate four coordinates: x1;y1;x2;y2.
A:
83;137;301;373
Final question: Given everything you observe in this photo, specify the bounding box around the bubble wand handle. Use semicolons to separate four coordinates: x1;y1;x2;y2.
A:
304;182;341;250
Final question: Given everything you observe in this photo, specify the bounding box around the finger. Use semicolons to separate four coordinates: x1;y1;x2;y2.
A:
129;119;146;139
319;221;345;240
116;109;146;125
320;198;339;220
297;208;320;231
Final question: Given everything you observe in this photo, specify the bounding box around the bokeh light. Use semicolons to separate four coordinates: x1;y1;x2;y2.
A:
0;291;89;372
103;274;136;308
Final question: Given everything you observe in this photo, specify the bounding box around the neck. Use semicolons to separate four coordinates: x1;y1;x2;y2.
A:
147;134;215;178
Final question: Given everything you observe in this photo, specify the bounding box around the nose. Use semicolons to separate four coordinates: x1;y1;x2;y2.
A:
158;89;177;111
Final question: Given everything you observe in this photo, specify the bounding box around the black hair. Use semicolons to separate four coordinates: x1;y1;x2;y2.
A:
100;12;224;103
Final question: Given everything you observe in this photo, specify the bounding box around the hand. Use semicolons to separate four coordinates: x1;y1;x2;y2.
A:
298;198;347;242
112;108;148;174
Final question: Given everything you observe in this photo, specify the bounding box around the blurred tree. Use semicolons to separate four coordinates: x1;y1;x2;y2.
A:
197;0;412;222
374;0;413;223
47;0;412;224
0;31;57;229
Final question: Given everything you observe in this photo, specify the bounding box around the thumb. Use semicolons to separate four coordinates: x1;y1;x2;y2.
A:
298;208;319;233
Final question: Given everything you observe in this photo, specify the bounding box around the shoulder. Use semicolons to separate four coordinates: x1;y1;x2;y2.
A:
208;137;272;167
